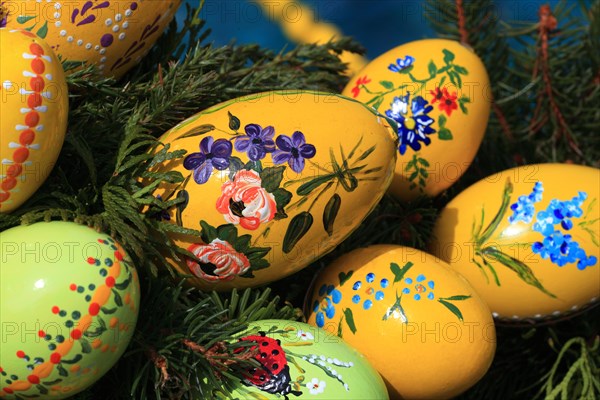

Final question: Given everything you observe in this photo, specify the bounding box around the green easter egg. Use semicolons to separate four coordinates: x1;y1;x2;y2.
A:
215;319;388;399
0;221;140;399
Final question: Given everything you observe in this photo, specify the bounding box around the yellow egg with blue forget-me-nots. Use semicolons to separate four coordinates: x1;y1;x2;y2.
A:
2;1;181;79
0;28;68;213
342;39;491;200
305;244;496;400
149;91;398;291
431;163;600;322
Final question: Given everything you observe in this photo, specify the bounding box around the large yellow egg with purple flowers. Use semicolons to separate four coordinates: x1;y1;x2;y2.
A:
431;164;600;321
150;91;399;291
342;39;491;200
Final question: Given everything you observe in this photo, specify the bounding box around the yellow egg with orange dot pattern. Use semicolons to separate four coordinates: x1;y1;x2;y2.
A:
306;245;496;399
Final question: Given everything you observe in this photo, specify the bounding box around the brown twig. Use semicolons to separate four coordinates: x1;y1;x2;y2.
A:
149;348;170;388
181;339;258;379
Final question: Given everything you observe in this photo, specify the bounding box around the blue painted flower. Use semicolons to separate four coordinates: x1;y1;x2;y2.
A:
154;195;171;221
313;284;342;328
509;182;544;224
183;136;233;184
351;273;389;310
385;94;436;155
531;191;597;270
401;274;435;301
234;124;276;161
272;131;316;173
388;55;415;73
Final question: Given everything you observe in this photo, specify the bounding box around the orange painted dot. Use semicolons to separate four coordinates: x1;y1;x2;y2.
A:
101;344;110;353
29;43;44;56
31;58;45;74
70;365;81;373
52;306;60;314
25;111;40;127
119;323;127;331
16;351;25;358
13;147;30;163
0;192;10;203
83;367;90;374
111;346;118;353
124;293;131;305
30;76;45;92
20;30;36;38
1;178;17;192
109;317;119;328
89;303;100;316
38;330;45;338
92;339;102;349
105;277;115;288
71;329;82;340
28;93;43;109
50;353;61;364
6;164;22;178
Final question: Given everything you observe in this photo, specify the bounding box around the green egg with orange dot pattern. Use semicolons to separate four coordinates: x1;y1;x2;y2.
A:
0;221;140;399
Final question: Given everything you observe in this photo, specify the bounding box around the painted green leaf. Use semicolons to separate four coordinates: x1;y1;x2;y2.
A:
273;188;292;219
438;128;453;140
390;261;414;283
59;354;83;365
200;221;218;243
323;194;341;236
418;157;430;167
454;65;469;75
57;364;68;377
260;166;286;193
438;299;465;322
80;339;92;354
428;60;437;77
17;15;36;24
37;384;49;395
36;21;49;39
443;49;455;64
175;189;189;226
337;316;345;338
441;295;472;301
399;65;414;75
356;145;376;162
439;114;447;127
175;124;215;140
339;271;354;286
372;97;384;110
112;289;123;307
344;308;357;334
217;224;237;243
283;212;313;253
380;80;394;89
297;175;332;196
228;111;241;131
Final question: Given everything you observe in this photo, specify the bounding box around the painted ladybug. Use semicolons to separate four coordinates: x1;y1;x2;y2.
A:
237;332;301;398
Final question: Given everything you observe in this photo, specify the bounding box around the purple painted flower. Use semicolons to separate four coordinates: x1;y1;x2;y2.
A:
234;124;276;161
272;131;316;173
1;2;8;28
184;136;232;184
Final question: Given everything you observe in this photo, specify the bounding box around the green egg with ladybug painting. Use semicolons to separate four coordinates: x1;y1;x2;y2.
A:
150;91;398;291
0;222;140;399
213;320;388;399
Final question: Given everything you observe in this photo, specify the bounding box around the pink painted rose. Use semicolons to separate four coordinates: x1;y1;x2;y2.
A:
216;170;277;230
186;239;251;282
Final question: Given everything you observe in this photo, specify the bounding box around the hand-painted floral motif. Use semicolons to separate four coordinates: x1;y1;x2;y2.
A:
388;55;415;73
297;330;314;341
312;284;343;328
351;75;371;98
234;124;276;161
430;87;458;116
351;273;389;310
471;180;598;297
385;94;436;155
186;239;250;282
183;136;232;184
401;274;435;301
216;170;277;230
307;378;326;395
0;3;8;28
273;131;316;173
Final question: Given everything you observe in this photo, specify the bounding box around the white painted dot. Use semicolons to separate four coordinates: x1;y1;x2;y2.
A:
105;18;113;26
85;43;92;50
125;9;132;17
67;36;74;43
54;21;61;27
115;13;123;22
94;45;100;51
118;33;126;40
2;80;14;90
552;310;561;316
99;49;106;55
59;30;67;37
491;312;499;318
54;2;61;9
53;11;60;18
122;22;129;29
100;56;107;63
77;39;83;46
112;25;120;32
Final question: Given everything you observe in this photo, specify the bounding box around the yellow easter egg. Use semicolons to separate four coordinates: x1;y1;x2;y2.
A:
0;28;67;213
2;1;181;78
305;245;496;399
150;91;398;291
342;39;490;200
431;164;600;321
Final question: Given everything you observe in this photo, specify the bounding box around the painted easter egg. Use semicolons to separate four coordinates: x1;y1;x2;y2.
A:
306;245;496;399
0;221;140;399
342;39;490;200
151;91;398;291
0;28;68;213
2;1;182;78
215;320;388;399
431;164;600;321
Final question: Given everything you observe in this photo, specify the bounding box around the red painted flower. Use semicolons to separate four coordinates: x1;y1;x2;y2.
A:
430;87;458;116
187;239;251;282
351;75;372;98
216;170;277;230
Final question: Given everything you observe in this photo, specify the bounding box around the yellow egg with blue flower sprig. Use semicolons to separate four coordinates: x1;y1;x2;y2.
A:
150;91;398;291
342;39;490;200
431;163;600;321
305;244;496;400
